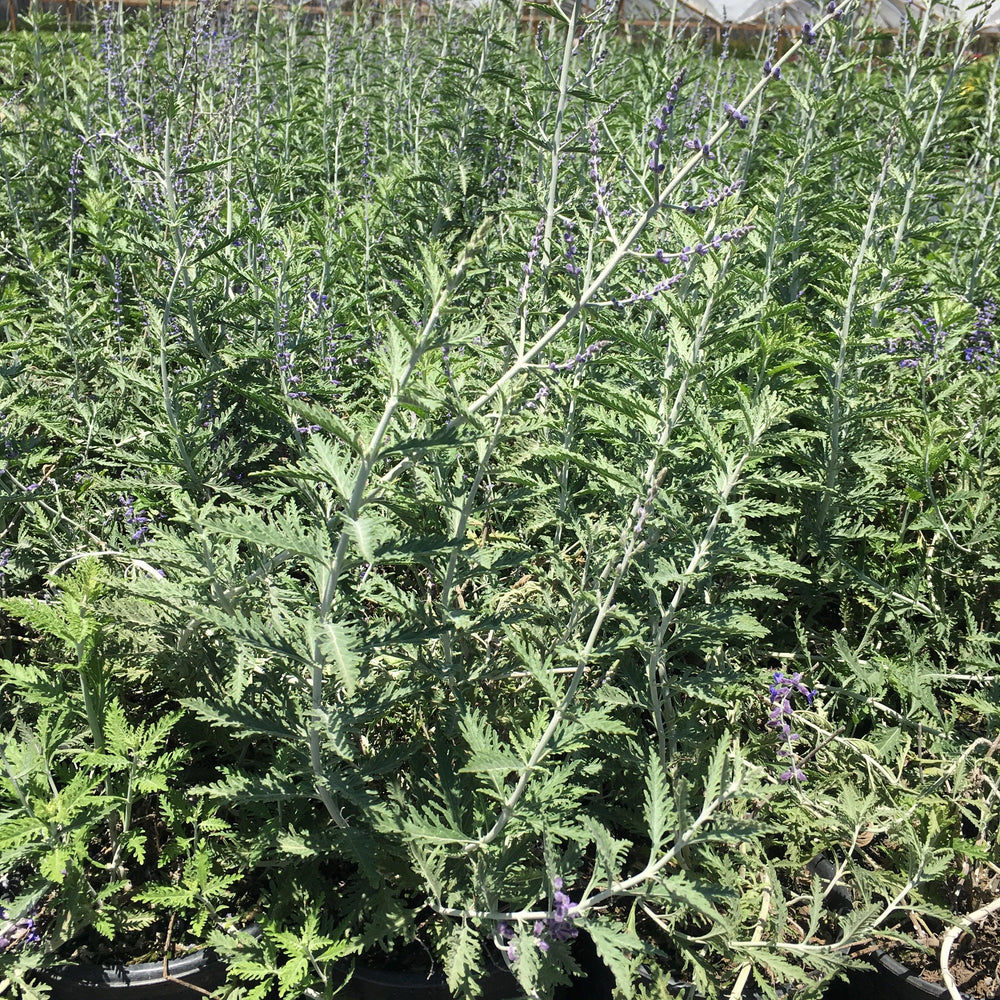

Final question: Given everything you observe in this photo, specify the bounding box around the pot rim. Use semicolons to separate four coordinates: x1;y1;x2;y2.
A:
41;923;261;988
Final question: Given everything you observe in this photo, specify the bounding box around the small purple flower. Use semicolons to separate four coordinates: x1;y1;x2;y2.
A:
885;311;947;369
523;220;544;277
683;136;715;160
650;223;752;270
963;298;997;370
0;909;41;954
646;71;687;174
119;495;153;545
682;180;744;215
589;123;611;213
723;101;749;128
525;383;550;411
548;340;611;373
496;920;516;962
779;766;807;783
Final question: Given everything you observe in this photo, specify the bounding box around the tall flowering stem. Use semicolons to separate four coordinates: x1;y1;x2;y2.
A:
454;11;855;861
541;0;583;266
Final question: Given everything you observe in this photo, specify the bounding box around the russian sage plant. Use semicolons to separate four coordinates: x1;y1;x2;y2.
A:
2;1;998;998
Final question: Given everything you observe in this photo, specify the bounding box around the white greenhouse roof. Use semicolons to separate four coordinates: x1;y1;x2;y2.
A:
621;0;1000;29
623;0;727;20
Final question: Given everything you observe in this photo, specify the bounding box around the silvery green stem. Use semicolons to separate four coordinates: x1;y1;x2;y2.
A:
439;412;506;680
445;761;740;913
78;649;104;753
731;860;928;954
1;470;106;549
966;55;1000;294
0;743;35;820
888;29;971;267
309;224;490;828
464;404;743;854
541;0;581;265
161;119;203;358
157;260;198;488
464;494;650;853
648;447;752;766
466;232;745;851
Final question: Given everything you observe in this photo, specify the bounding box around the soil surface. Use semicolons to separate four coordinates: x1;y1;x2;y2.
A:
886;904;1000;999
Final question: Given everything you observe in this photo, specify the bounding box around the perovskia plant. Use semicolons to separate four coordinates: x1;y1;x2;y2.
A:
2;0;999;998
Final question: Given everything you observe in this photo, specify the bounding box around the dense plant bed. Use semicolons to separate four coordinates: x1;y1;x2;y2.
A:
3;0;1000;997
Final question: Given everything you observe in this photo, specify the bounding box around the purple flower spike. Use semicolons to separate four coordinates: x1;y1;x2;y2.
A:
529;877;581;956
767;671;815;784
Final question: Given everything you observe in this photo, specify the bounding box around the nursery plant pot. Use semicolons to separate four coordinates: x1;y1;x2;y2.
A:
338;960;522;1000
42;949;229;999
658;971;868;999
338;931;612;1000
40;925;261;999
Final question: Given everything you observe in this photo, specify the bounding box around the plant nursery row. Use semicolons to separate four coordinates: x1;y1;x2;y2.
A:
1;1;999;997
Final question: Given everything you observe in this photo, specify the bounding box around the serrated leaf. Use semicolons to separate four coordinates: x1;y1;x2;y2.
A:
182;698;300;740
644;750;672;857
343;515;384;564
309;620;361;696
40;848;70;884
445;922;483;999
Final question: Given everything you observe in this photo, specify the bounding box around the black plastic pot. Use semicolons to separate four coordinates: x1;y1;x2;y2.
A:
338;961;522;1000
334;931;854;1000
337;933;611;1000
42;948;229;999
40;926;260;999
